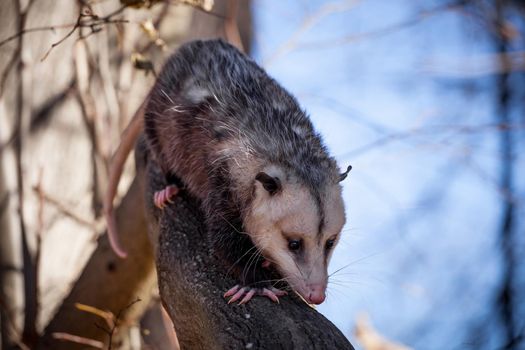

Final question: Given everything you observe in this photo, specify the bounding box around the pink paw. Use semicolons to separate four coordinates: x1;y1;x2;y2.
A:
154;185;179;209
223;285;287;305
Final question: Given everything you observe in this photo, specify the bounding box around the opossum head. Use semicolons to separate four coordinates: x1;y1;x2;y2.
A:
244;165;346;305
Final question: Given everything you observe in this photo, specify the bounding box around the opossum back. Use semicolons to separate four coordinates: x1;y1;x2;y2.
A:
145;39;339;196
143;39;274;194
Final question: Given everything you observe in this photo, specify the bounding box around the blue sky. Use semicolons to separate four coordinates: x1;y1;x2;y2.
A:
252;1;524;348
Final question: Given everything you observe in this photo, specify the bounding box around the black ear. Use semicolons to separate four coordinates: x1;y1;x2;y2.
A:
255;172;281;195
339;165;352;182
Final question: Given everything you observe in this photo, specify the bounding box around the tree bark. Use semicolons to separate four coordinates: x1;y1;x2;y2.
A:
141;141;355;350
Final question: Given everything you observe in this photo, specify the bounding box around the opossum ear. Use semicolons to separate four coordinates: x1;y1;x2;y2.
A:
256;172;281;195
339;165;352;182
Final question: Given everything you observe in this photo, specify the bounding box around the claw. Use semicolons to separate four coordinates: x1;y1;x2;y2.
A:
239;289;256;304
167;186;178;196
154;193;160;208
269;287;287;297
224;285;240;298
261;288;279;303
154;185;179;209
228;287;247;304
224;285;287;304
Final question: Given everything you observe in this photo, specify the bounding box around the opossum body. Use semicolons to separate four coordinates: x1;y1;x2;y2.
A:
106;40;348;305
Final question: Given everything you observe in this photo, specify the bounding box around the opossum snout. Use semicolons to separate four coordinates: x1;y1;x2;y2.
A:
294;279;327;305
306;283;326;305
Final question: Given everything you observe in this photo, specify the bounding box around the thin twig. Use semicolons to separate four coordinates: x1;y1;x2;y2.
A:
33;169;44;347
40;4;129;61
74;37;106;218
52;332;104;349
263;2;460;65
110;298;141;349
0;130;17;155
75;302;114;329
0;299;31;350
298;2;459;50
494;1;517;345
95;28;120;166
0;24;74;48
0;0;219;51
0;47;20;98
0;0;36;97
263;0;358;66
0;192;8;218
31;185;98;230
9;0;39;346
339;122;525;159
92;298;141;350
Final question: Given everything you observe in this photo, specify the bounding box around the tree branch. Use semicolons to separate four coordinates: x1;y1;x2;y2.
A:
494;1;518;347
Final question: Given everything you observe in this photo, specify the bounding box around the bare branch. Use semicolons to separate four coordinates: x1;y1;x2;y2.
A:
74;39;108;218
6;0;39;346
107;298;142;350
493;2;518;346
299;2;459;50
263;0;357;66
340;122;525;159
0;0;219;53
51;333;104;349
0;298;31;350
74;303;114;329
31;185;99;230
40;5;129;61
422;51;525;77
0;48;20;98
263;2;461;66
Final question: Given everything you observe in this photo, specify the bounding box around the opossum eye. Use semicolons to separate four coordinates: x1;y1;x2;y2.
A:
255;172;281;195
288;239;302;252
325;239;335;250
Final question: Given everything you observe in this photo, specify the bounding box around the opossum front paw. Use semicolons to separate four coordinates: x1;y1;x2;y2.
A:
223;285;287;305
154;185;179;209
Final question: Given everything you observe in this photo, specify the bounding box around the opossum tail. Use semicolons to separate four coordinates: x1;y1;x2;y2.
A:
103;100;146;258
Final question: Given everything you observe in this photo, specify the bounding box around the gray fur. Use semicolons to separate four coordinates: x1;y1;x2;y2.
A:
144;39;342;286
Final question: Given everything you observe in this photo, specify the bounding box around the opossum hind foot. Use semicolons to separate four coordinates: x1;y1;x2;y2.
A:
154;185;179;209
224;285;287;305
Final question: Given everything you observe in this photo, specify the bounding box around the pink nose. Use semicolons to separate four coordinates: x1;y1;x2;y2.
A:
306;284;326;304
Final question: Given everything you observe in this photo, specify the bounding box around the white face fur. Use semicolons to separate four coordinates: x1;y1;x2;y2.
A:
244;166;346;305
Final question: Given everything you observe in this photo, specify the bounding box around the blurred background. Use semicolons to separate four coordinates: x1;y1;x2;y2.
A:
1;0;524;349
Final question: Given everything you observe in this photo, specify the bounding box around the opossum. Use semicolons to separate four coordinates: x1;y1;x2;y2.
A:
104;39;351;305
